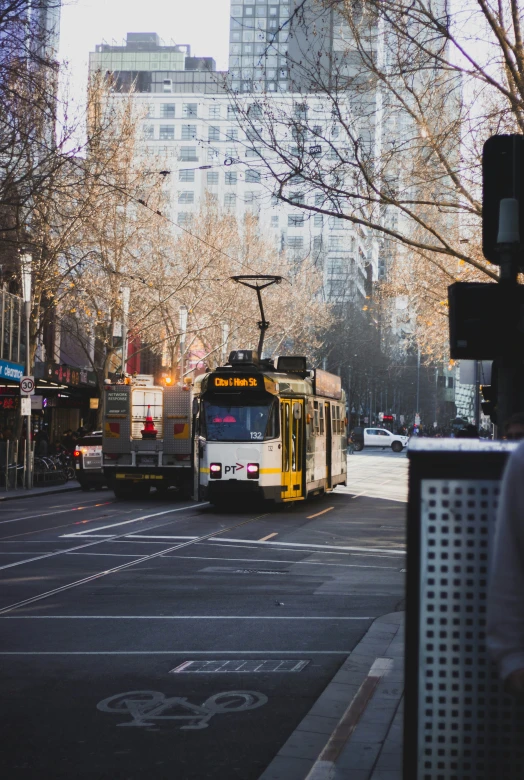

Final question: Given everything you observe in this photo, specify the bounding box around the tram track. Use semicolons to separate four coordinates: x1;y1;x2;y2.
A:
0;507;270;615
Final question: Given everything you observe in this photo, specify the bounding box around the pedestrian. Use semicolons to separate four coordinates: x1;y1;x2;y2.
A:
487;439;524;697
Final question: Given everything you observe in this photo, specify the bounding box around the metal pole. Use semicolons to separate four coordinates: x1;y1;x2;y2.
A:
25;298;32;489
21;255;32;491
121;287;130;377
179;305;188;383
416;347;420;419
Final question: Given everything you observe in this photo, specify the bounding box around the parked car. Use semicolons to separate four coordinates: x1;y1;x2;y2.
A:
352;427;409;453
73;432;105;490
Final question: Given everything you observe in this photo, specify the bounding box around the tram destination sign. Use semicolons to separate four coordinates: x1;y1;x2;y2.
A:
314;369;342;400
211;374;263;390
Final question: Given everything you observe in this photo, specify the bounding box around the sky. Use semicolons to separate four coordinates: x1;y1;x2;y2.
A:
58;0;231;105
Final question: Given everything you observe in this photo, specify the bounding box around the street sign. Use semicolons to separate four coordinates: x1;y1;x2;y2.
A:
20;376;35;396
21;397;31;416
415;414;421;425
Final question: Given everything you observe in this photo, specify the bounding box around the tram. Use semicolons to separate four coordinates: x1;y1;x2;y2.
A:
193;350;347;504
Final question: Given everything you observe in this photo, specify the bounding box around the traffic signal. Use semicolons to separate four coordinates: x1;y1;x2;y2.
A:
480;362;498;424
482;134;524;267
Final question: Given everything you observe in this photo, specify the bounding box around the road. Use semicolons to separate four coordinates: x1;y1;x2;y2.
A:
0;452;407;779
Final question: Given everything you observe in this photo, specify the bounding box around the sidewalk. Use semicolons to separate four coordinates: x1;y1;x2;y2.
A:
259;611;404;780
0;482;81;501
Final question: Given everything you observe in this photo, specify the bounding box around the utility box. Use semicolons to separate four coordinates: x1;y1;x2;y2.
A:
405;439;524;779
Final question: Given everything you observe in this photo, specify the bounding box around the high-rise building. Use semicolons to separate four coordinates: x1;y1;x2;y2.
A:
88;19;380;304
90;32;226;94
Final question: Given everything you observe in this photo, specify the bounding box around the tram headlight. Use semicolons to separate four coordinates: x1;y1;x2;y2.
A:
247;463;259;480
210;463;222;479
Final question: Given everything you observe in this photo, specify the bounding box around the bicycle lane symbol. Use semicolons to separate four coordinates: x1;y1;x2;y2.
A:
96;690;268;730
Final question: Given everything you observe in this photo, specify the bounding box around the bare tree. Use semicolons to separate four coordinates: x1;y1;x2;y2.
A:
226;0;524;354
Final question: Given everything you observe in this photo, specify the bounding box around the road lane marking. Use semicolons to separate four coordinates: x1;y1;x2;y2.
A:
0;504;208;572
258;532;278;542
0;615;374;620
0;650;355;655
0;509;267;615
307;506;335;519
97;689;268;728
148;555;399;570
110;534;406;556
64;506;208;537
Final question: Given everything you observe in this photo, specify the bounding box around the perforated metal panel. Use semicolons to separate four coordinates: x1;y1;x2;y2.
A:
419;478;524;779
163;386;192;454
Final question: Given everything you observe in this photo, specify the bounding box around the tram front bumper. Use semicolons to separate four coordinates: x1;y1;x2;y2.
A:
204;480;283;503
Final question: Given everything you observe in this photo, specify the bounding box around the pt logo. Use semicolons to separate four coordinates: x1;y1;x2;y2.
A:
224;463;244;475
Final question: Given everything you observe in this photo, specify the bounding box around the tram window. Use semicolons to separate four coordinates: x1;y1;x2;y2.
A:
313;401;319;434
319;403;324;435
203;399;279;441
336;406;341;434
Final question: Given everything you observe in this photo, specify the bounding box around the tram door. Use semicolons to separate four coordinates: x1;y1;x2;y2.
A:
325;402;332;489
281;399;304;500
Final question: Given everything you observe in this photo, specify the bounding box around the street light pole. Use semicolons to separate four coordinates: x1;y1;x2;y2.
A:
179;305;188;383
120;286;130;378
21;254;32;490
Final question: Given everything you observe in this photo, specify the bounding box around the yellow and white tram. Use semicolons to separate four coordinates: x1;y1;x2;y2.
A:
194;351;347;504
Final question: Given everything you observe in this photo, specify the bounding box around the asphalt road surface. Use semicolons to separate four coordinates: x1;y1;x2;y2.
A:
0;455;406;780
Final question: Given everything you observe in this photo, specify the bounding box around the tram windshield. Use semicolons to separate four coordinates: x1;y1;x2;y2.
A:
203;398;279;441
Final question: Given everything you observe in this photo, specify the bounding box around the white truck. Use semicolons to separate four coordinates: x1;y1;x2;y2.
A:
102;375;193;499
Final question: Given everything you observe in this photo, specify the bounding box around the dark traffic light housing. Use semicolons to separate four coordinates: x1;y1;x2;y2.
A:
482;134;524;268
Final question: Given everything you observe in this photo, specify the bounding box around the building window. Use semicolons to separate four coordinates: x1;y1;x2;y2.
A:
314;214;323;227
207;171;219;185
329;236;344;250
209;105;221;118
245;170;260;183
224;193;237;208
289;191;305;204
161;104;175;118
181;124;197;140
246;147;261;158
178;212;192;226
180;147;198;161
288;214;304;227
225;172;238;185
271;215;279;227
448;377;454;388
271;195;279;205
313;236;323;252
145;104;155;117
315;193;324;206
179;169;195;182
183;103;198;117
159;126;174;141
178;191;194;204
207;148;219;162
227;104;240;118
226;128;239;141
208;126;220;141
287;236;304;250
142;125;154;140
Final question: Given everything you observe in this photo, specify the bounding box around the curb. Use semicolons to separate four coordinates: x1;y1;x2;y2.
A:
0;484;81;501
258;611;405;780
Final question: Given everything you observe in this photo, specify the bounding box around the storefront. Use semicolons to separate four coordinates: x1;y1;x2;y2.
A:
0;358;24;438
34;362;99;442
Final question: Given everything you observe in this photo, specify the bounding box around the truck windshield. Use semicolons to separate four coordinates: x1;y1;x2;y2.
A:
203;398;278;441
